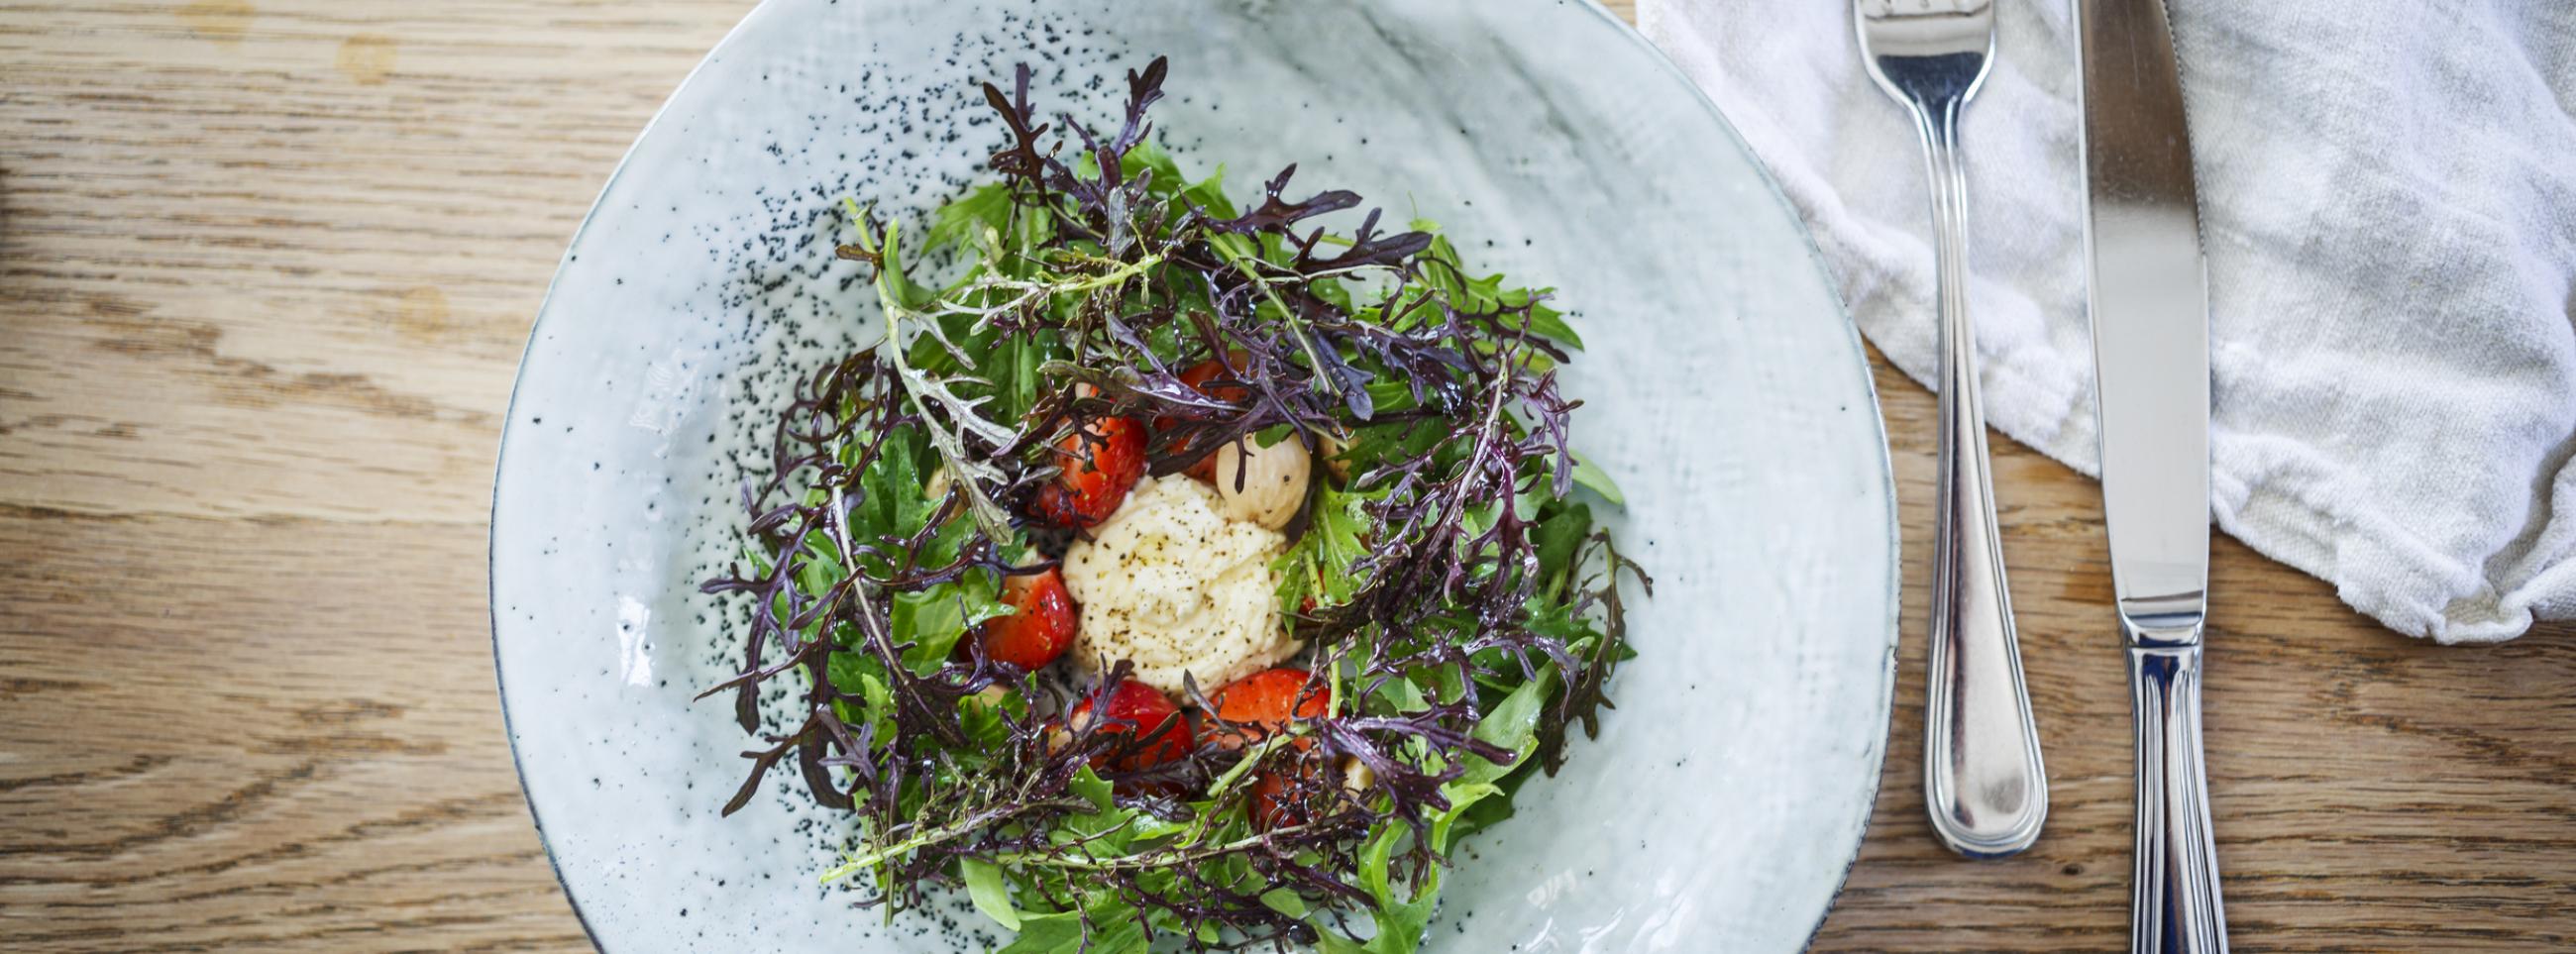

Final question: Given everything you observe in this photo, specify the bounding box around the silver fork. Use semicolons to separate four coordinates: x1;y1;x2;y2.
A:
1854;0;2049;858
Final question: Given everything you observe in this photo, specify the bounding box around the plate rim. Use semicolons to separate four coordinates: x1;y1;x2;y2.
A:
1557;4;1902;949
486;0;1902;948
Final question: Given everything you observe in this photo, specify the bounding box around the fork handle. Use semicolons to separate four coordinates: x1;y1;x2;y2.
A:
2129;640;2229;954
1910;97;2049;858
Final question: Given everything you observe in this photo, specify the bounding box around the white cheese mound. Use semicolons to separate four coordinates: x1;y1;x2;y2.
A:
1061;474;1295;694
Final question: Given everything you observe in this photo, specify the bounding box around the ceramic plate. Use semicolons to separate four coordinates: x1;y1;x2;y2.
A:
491;0;1897;949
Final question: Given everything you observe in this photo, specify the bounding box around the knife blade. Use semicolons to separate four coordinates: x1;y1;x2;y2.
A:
2083;0;2208;636
2076;0;2229;951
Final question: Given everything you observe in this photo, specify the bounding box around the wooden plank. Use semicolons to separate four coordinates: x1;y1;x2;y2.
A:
1;1;2567;950
0;509;585;951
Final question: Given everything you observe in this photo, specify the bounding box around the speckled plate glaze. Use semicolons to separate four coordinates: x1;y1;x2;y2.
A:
491;0;1897;950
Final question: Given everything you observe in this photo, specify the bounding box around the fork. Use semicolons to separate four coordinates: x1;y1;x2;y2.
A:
1854;0;2049;858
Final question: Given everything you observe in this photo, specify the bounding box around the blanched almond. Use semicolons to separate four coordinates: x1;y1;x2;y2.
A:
1212;436;1311;530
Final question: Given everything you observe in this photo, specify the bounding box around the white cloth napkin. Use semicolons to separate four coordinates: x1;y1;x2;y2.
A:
1639;0;2576;643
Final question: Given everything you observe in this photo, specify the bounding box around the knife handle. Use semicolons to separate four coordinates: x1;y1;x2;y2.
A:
2128;642;2229;954
1917;100;2050;860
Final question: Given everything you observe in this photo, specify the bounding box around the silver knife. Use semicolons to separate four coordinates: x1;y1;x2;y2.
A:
2076;0;2229;952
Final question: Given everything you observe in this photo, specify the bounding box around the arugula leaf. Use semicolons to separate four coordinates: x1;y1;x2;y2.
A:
1067;765;1115;813
823;651;896;742
1328;670;1564;954
1568;450;1624;506
1312;927;1371;954
1274;484;1378;614
1353;823;1440;954
1448;770;1524;839
858;433;924;532
1532;500;1593;601
958;686;1018;748
1337;420;1445;486
1118;139;1236;217
1258;888;1309;918
1371;673;1434;714
824;650;877;696
1459;666;1556;789
996;901;1147;954
1415;233;1582;349
926;182;1015;253
962;857;1022;931
1497;285;1582;350
891;575;1009;675
844;200;938;313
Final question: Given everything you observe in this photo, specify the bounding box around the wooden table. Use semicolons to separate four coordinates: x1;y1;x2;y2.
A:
4;2;2569;950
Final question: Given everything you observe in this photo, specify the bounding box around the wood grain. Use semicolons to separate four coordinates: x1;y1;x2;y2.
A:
1;1;2567;950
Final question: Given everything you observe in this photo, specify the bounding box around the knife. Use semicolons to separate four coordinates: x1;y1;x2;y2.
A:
2076;1;2228;952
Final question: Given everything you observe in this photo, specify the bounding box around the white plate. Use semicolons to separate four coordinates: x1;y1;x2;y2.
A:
491;0;1898;950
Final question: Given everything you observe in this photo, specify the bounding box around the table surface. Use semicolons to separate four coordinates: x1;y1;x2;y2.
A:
5;2;2571;950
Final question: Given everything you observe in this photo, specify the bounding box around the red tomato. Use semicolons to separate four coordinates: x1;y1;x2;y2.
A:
1031;416;1147;527
1208;668;1329;749
1209;668;1332;829
1069;679;1190;774
1247;771;1302;830
1174;354;1250;480
1178;355;1252;403
977;569;1076;670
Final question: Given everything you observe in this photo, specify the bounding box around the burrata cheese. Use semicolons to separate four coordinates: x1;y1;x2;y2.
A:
1060;474;1295;694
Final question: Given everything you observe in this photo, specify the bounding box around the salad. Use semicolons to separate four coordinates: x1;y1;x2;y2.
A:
702;56;1647;953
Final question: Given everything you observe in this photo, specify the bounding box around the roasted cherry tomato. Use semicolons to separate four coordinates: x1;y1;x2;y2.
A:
1173;354;1250;480
1211;668;1331;829
1069;679;1191;775
977;568;1077;670
1207;667;1328;748
1177;355;1253;403
1031;416;1147;526
1247;771;1303;830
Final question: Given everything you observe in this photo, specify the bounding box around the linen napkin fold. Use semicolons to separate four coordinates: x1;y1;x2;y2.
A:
1639;0;2576;643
